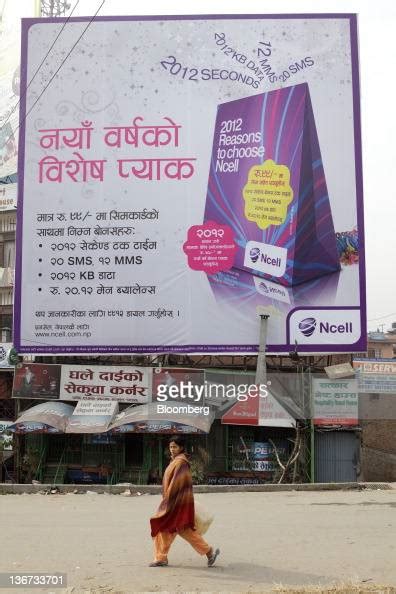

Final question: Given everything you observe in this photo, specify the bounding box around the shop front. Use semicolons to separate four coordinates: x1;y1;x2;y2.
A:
20;422;298;486
22;432;147;485
206;424;297;485
9;365;304;485
9;399;215;484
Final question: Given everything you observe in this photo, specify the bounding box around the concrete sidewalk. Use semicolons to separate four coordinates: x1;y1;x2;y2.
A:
0;481;395;494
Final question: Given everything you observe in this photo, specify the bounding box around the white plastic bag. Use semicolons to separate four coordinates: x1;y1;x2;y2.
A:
194;499;214;535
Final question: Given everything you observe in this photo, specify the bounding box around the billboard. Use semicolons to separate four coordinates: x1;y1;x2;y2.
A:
15;15;365;354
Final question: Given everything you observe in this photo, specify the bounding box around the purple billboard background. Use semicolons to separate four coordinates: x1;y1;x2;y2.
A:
204;83;340;287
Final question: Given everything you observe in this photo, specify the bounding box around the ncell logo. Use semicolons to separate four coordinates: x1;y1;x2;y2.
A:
249;247;282;268
249;247;260;263
298;317;316;337
244;241;287;278
299;317;353;337
259;281;284;297
319;321;353;334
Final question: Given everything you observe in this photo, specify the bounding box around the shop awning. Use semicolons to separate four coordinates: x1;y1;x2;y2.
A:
109;402;214;434
221;392;296;428
7;402;74;433
7;400;214;434
7;399;121;434
205;370;303;427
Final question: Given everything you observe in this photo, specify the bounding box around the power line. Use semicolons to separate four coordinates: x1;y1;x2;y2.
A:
368;312;396;322
0;0;80;134
1;0;105;155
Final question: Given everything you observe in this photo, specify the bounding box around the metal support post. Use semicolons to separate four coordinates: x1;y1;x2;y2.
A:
15;398;21;483
255;314;270;386
308;369;315;483
310;417;315;484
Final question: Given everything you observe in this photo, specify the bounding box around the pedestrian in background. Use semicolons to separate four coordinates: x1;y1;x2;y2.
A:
149;435;220;567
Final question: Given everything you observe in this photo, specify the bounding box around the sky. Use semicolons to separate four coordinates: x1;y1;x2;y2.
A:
13;0;396;333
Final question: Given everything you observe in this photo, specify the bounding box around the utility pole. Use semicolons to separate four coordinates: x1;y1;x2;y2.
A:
255;314;270;386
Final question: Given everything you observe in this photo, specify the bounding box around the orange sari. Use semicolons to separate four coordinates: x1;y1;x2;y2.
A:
150;453;195;537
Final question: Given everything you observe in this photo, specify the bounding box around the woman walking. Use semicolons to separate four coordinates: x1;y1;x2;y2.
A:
149;436;220;567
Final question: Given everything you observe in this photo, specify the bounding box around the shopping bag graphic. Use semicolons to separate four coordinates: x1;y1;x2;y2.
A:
204;82;340;287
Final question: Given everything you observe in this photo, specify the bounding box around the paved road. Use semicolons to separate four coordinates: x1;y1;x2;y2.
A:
1;489;396;592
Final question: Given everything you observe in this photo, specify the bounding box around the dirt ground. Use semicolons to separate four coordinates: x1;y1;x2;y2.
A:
1;489;396;593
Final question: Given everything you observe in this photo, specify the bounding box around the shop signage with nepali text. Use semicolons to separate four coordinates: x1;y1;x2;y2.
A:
60;365;151;403
312;377;358;426
12;363;152;403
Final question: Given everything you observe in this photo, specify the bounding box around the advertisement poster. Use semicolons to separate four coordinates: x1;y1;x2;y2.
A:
232;440;288;472
312;377;358;426
15;15;365;354
251;441;288;472
12;363;61;399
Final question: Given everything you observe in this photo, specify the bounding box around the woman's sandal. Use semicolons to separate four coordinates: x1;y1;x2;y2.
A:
149;560;168;567
207;547;220;567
